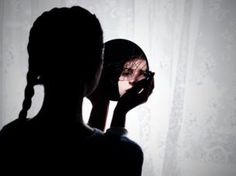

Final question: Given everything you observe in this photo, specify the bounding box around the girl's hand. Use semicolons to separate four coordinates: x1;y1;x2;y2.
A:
111;72;155;128
116;72;155;114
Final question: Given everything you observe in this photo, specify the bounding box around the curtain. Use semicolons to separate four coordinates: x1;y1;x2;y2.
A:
1;0;236;175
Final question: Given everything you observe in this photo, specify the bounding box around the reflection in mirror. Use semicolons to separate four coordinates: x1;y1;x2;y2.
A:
103;39;150;100
87;38;152;131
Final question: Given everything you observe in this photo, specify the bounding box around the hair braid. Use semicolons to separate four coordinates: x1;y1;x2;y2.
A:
18;70;36;120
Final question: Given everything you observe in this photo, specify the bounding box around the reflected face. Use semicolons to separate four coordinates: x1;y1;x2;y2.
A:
118;58;148;96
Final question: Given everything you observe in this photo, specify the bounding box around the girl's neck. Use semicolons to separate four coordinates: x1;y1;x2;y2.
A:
36;92;85;125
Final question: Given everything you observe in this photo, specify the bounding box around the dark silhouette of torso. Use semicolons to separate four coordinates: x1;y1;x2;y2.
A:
0;117;143;176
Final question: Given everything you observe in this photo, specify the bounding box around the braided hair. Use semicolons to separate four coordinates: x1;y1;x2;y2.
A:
18;6;103;120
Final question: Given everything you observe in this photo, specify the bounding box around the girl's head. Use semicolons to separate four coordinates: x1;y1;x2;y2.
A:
102;39;150;100
118;57;149;96
28;6;103;92
19;6;103;119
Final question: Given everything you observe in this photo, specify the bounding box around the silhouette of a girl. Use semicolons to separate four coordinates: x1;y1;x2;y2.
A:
0;7;145;176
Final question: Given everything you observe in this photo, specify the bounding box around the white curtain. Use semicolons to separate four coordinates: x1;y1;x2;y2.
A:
1;0;236;176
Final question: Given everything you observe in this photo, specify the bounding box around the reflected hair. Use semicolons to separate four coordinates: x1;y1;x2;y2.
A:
102;39;149;101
